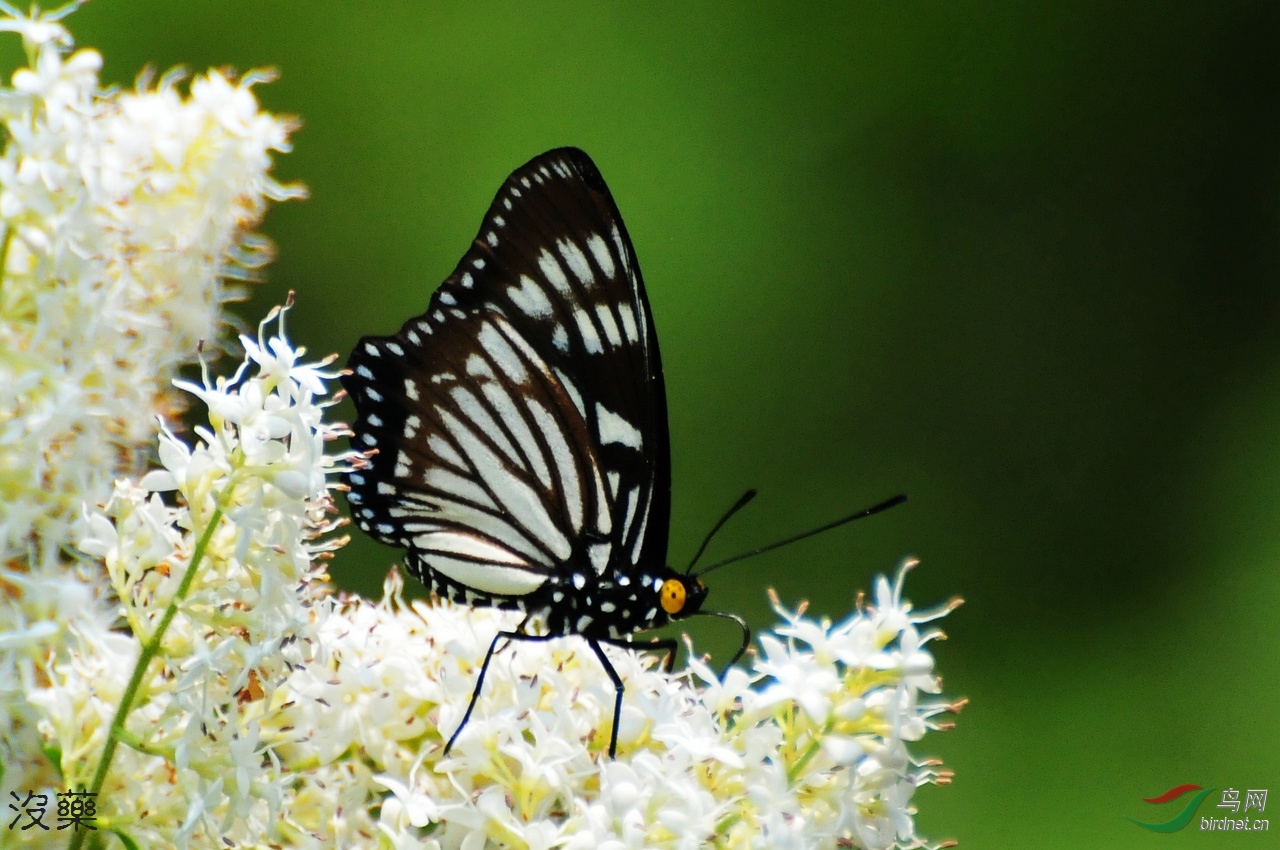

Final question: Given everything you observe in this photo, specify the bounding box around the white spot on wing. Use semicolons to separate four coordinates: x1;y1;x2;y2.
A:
612;224;631;277
618;307;639;343
595;304;622;347
586;233;616;279
574;309;603;354
558;238;594;285
538;249;571;295
466;353;493;378
596;402;642;449
508;275;554;320
589;541;611;575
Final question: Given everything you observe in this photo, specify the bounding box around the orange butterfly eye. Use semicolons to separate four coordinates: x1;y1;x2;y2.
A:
660;579;687;615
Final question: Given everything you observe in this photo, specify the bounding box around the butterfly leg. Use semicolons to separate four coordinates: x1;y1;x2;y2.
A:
443;629;557;756
587;636;680;759
586;638;625;759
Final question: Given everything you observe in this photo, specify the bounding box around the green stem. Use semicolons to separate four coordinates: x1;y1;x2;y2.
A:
67;505;224;850
112;727;165;758
0;225;12;295
786;717;833;784
788;738;822;784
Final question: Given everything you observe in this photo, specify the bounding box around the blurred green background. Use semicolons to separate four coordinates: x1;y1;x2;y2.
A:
42;1;1280;846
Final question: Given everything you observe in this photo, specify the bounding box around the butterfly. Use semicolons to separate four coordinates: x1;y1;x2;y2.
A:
341;148;748;759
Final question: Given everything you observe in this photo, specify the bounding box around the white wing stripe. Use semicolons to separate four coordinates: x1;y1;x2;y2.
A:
481;381;552;489
629;485;653;565
620;486;639;540
478;321;530;385
425;467;496;510
416;498;546;563
448;387;522;469
415;547;546;596
528;399;584;534
428;434;465;469
412;530;527;565
441;406;572;560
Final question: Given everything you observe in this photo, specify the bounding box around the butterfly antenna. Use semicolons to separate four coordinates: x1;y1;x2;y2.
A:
699;610;752;673
685;489;758;574
693;494;907;578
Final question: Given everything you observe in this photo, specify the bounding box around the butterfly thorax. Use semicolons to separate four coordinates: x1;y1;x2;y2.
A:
412;552;707;640
539;567;709;639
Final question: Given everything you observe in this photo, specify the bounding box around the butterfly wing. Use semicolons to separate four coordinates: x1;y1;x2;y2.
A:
342;148;670;599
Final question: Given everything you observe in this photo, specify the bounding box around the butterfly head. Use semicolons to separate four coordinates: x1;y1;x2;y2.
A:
658;569;749;669
659;574;708;620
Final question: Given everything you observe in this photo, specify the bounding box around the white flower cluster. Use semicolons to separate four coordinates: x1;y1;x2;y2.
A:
355;559;961;850
0;2;301;559
0;1;301;840
47;306;354;849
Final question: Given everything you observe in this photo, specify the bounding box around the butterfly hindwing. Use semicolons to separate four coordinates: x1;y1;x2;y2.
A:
343;148;670;599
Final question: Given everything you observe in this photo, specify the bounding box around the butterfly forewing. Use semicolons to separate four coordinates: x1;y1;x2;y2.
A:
343;148;670;600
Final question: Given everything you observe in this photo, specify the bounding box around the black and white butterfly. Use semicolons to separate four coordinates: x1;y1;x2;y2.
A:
342;148;904;759
342;148;740;759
